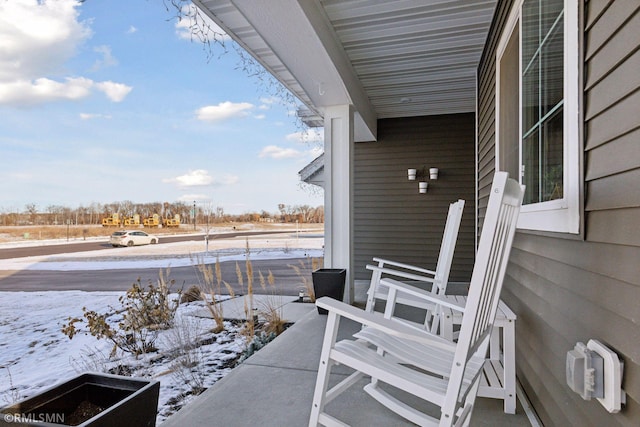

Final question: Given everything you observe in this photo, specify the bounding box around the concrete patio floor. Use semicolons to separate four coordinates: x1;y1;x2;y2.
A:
161;294;535;427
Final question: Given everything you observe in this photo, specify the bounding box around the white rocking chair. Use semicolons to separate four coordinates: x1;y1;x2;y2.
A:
364;199;465;334
309;172;524;426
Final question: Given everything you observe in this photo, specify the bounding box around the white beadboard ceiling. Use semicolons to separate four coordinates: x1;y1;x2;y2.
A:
194;0;497;141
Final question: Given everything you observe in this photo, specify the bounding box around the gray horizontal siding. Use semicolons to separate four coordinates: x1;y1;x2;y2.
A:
353;113;476;283
585;127;640;180
477;1;640;426
584;0;640;249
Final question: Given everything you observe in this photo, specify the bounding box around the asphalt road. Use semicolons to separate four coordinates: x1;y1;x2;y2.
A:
0;258;313;295
0;230;316;295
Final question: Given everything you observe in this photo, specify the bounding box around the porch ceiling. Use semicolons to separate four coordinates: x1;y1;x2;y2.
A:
194;0;497;141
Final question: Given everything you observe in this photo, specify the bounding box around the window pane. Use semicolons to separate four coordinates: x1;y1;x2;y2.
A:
542;109;563;201
523;129;540;204
521;0;564;206
522;0;539;65
541;0;564;37
541;18;563;117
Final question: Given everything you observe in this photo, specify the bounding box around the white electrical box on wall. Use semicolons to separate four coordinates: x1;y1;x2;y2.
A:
566;339;626;413
566;342;603;400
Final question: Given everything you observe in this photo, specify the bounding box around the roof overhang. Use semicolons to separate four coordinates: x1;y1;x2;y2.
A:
194;0;497;142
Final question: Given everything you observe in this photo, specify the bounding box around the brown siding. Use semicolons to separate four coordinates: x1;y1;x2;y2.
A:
353;114;476;283
477;1;640;426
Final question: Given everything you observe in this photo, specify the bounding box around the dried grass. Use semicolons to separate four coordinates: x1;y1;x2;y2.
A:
193;254;234;333
289;257;323;302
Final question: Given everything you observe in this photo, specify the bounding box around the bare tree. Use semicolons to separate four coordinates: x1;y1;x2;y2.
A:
25;204;38;225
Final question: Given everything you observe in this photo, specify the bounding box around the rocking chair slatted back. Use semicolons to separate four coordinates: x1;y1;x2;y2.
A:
442;173;524;422
431;199;465;294
364;199;465;334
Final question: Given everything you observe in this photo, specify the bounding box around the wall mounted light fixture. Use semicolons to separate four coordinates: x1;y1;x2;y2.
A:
407;166;439;193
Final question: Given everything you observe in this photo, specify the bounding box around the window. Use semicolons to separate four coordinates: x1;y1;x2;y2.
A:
496;0;580;233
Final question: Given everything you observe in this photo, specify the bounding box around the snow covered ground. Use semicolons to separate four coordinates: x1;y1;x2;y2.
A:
0;232;324;271
0;232;324;424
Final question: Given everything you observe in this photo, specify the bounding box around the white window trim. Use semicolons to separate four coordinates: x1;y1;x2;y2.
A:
495;0;580;234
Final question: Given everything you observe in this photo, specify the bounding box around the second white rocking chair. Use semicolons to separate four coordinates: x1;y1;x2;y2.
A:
364;199;465;334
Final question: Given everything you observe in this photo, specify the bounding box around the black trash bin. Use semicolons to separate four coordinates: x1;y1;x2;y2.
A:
312;268;346;314
0;372;159;427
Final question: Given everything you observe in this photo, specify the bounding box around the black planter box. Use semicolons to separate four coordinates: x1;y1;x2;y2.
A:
312;268;346;314
0;372;159;427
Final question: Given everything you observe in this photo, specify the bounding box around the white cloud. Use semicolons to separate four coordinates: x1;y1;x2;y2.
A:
127;25;138;34
258;96;279;110
80;113;112;120
0;0;90;81
260;97;278;105
0;77;132;106
164;170;239;187
0;0;132;106
92;45;118;71
196;101;254;122
309;146;323;157
95;81;133;102
0;77;92;106
259;143;323;160
259;145;303;159
286;128;324;144
175;4;231;42
254;114;266;120
172;170;213;187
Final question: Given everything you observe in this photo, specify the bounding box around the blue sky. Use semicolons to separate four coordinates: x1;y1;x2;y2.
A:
0;0;323;215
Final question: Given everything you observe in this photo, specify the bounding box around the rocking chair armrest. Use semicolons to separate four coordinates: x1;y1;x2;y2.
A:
371;257;437;276
379;278;466;312
366;265;436;284
315;297;456;351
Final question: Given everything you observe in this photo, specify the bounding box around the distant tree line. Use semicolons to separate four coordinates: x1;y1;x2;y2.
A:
0;202;324;226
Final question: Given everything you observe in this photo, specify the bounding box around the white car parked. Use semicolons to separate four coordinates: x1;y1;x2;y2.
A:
110;230;159;247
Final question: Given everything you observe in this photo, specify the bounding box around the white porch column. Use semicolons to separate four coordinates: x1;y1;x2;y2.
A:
323;104;354;304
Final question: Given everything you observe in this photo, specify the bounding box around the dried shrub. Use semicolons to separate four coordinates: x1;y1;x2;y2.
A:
181;285;203;303
62;270;181;358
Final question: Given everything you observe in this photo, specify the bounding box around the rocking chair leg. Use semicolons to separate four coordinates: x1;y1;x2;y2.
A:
454;374;482;427
310;311;341;426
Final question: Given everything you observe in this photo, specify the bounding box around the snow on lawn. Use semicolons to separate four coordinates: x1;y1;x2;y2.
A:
0;290;249;424
0;237;324;424
0;242;324;271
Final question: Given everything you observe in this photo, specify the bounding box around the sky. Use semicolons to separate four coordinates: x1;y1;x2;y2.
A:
0;0;324;215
